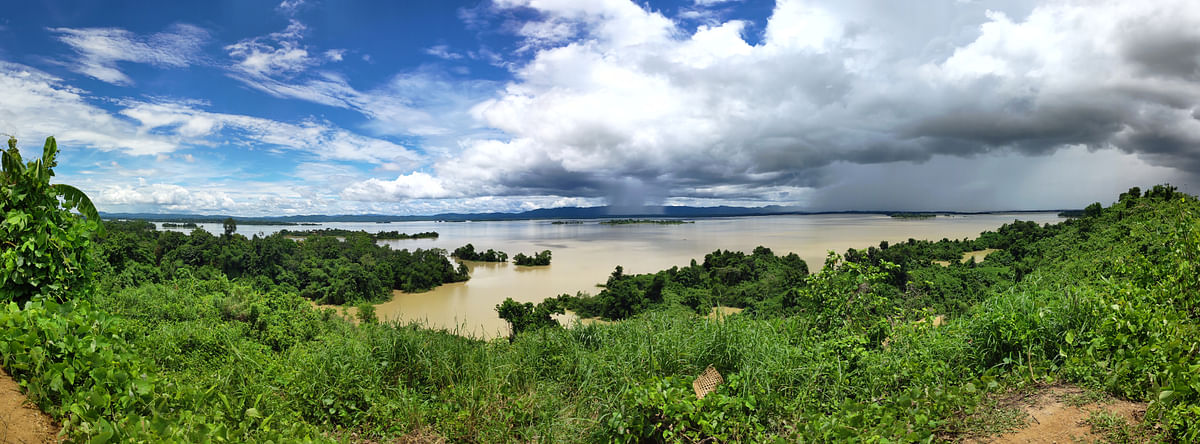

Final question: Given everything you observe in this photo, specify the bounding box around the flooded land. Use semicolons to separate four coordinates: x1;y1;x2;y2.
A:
162;213;1060;338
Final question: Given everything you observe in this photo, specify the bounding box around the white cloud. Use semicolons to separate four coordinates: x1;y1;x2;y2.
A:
278;0;305;14
0;59;421;174
51;24;209;85
496;0;677;49
365;0;1198;209
226;20;313;77
425;45;464;60
118;100;423;167
0;62;176;154
324;49;346;62
341;172;454;200
100;182;235;211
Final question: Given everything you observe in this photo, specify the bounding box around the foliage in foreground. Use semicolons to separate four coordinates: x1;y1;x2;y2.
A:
1;137;101;304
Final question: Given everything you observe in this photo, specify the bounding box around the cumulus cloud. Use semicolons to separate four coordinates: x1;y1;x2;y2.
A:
341;172;455;200
51;24;209;85
340;0;1199;207
100;183;236;211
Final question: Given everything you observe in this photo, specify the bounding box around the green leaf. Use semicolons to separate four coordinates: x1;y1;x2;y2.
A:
1159;390;1175;402
132;378;152;396
50;184;104;236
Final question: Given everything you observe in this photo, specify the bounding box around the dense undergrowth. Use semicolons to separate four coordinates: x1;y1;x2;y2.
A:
3;138;1199;442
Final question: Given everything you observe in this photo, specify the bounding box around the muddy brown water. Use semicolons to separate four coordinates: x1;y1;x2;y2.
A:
159;213;1061;339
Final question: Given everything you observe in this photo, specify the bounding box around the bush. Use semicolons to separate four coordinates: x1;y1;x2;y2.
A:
1;137;101;304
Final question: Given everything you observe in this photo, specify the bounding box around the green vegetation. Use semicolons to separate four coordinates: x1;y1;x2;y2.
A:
277;228;438;240
451;243;508;262
3;141;1200;443
159;222;198;228
551;220;583;224
93;221;466;303
494;297;562;338
1;136;101;305
376;230;438;240
600;218;693;225
512;249;552;266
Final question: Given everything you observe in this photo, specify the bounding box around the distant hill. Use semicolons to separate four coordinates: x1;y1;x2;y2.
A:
100;205;1069;223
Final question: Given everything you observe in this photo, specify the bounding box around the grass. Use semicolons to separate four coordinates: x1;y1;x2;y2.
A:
948;394;1029;440
1063;387;1111;408
1084;410;1158;444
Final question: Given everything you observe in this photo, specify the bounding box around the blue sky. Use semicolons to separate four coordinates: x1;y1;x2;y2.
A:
1;0;1196;215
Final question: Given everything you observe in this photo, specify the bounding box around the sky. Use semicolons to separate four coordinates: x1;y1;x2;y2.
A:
1;0;1198;216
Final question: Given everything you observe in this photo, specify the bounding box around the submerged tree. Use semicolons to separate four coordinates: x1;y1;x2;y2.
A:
496;297;562;338
513;250;552;266
1;136;102;304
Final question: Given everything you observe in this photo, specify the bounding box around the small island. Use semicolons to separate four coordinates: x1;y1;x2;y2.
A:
599;219;693;225
278;228;438;240
551;220;583;225
452;243;509;262
159;222;199;228
376;230;439;240
513;250;552;266
889;213;937;219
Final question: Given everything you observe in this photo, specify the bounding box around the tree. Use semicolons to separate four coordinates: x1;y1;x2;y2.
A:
1;136;102;304
223;217;237;238
496;297;562;338
1120;186;1141;202
356;302;378;324
513;250;552;266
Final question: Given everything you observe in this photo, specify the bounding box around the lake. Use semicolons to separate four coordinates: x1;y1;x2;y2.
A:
159;213;1062;338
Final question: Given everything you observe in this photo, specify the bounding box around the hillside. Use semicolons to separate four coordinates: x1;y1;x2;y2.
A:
3;174;1197;442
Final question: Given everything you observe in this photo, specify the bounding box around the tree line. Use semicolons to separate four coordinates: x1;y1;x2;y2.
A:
96;221;467;305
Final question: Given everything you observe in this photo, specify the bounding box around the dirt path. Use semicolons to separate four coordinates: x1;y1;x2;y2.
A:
0;368;60;444
969;385;1147;444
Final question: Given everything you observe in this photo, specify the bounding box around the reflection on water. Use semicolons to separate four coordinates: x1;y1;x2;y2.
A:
157;213;1062;339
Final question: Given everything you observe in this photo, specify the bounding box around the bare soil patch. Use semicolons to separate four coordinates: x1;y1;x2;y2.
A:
706;306;743;321
0;368;60;444
960;249;998;264
965;385;1147;444
308;300;360;324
